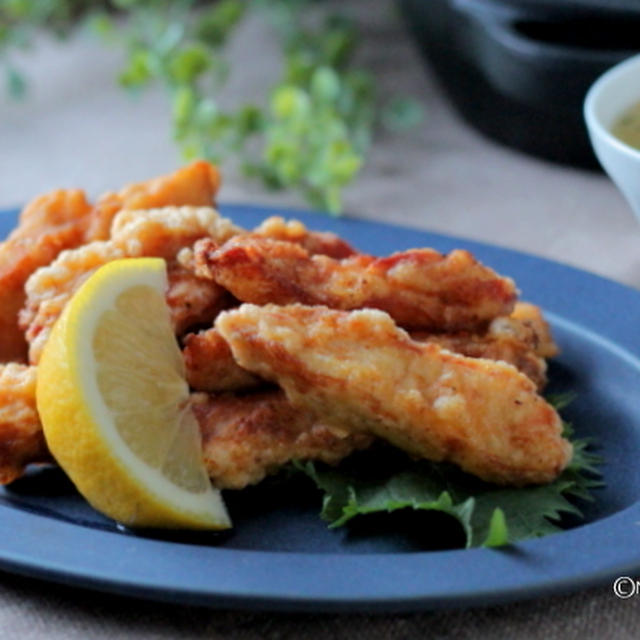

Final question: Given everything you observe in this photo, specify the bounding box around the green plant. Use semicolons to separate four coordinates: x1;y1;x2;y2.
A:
0;0;423;214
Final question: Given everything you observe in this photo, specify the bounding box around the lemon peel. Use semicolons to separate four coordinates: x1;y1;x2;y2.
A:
36;258;230;530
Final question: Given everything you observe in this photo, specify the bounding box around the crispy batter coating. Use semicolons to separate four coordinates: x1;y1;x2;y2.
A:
510;301;558;359
21;206;240;363
0;171;565;494
0;380;372;488
20;242;124;365
0;162;222;363
166;266;234;337
195;237;517;331
216;304;572;486
412;302;556;390
191;390;373;489
183;301;557;394
85;160;221;241
0;190;93;362
253;216;356;259
110;205;240;257
0;364;50;484
183;329;262;393
111;206;241;338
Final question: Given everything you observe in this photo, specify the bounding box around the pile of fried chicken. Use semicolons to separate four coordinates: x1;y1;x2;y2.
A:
0;161;572;492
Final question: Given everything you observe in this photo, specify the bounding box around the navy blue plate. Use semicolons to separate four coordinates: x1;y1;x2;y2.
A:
0;204;638;612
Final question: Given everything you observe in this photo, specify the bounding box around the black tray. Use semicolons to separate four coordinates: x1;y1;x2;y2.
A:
399;0;640;168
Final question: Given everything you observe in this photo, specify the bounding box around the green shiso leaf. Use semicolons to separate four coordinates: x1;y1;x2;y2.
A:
294;398;602;549
482;508;508;548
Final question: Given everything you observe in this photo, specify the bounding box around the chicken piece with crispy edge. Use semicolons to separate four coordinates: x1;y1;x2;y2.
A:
411;302;557;390
0;190;92;363
0;210;367;480
510;301;558;359
181;215;362;393
0;161;221;364
0;381;373;487
0;364;51;484
191;390;374;489
21;208;362;365
185;301;556;394
84;160;221;241
194;236;518;331
216;304;572;486
184;329;263;393
20;206;241;364
253;216;356;259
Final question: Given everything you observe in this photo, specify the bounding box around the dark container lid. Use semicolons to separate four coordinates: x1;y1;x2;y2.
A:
400;0;640;168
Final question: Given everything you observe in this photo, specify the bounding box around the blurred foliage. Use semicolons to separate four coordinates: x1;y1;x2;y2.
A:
0;0;423;214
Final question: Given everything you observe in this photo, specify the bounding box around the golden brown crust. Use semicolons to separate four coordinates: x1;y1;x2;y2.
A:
183;302;557;394
183;328;263;393
195;236;517;331
20;206;240;364
216;304;572;486
19;242;124;364
411;302;555;390
0;190;93;362
416;331;548;390
253;216;356;259
0;162;223;364
85;160;221;241
510;301;558;358
191;390;373;489
109;205;241;258
0;364;50;484
166;266;233;337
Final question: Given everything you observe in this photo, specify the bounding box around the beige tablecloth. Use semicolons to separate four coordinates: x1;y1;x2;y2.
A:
0;3;639;638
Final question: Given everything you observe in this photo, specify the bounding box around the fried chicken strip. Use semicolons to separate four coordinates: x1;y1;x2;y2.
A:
20;206;241;364
195;237;517;331
184;329;262;392
0;379;371;487
0;190;92;362
0;162;222;363
191;390;373;489
110;205;241;337
0;364;50;484
412;302;557;390
85;160;221;241
253;216;356;259
185;301;556;394
216;304;572;486
510;301;558;359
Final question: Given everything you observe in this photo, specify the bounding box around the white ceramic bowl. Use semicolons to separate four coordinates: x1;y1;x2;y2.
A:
584;53;640;223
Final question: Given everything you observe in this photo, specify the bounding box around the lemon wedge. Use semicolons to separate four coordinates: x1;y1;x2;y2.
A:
36;258;231;530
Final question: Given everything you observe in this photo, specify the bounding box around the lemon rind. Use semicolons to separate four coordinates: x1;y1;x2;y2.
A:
38;258;230;530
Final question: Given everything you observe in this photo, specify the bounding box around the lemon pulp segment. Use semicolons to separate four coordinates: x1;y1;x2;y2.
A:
36;258;231;529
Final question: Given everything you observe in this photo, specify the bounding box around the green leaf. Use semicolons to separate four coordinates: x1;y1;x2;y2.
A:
3;0;30;20
196;0;247;46
118;49;153;88
85;12;116;41
483;508;509;547
271;86;310;120
295;399;602;549
1;0;423;215
167;45;211;85
310;66;340;103
172;85;196;129
296;459;474;542
235;104;264;137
